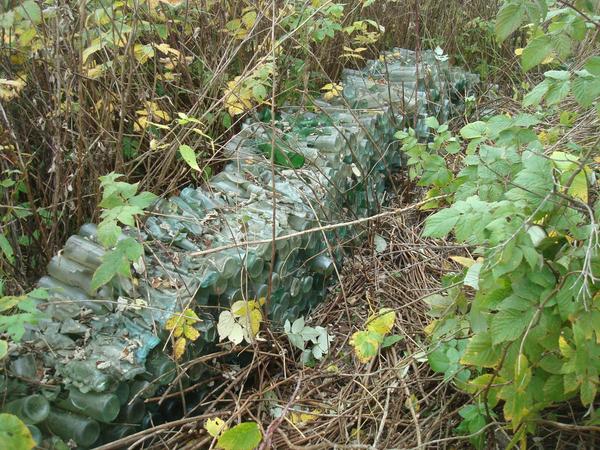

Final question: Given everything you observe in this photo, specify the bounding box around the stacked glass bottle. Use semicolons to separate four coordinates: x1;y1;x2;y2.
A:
0;48;477;447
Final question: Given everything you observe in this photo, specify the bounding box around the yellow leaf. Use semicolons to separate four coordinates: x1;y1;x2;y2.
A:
165;315;181;331
423;320;437;336
568;171;588;203
134;44;155;64
183;324;200;341
173;325;184;338
153;43;180;57
174;337;186;360
290;409;321;425
449;256;476;268
242;10;257;29
558;336;574;358
541;54;555;65
325;364;339;373
183;308;200;324
365;308;395;335
204;417;228;437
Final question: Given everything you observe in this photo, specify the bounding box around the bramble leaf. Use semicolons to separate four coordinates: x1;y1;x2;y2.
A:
217;422;262;450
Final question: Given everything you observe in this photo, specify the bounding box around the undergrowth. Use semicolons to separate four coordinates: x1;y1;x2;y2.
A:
0;0;500;291
397;1;600;447
6;0;600;449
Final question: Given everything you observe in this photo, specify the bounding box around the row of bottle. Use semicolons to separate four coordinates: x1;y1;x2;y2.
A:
2;47;478;447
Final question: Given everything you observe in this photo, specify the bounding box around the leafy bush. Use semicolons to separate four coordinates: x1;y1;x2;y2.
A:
397;0;600;445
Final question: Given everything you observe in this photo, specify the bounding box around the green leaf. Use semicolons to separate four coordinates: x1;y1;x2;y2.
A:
179;145;200;171
116;237;143;261
544;70;569;81
584;56;600;76
97;220;121;248
16;0;42;24
495;3;525;42
460;121;487;140
90;246;132;291
0;414;36;450
461;332;501;368
252;84;267;100
489;308;533;345
129;191;158;209
423;208;461;238
572;74;600;107
425;116;439;129
350;330;384;363
428;346;450;373
0;340;7;360
521;35;553;71
464;262;483;290
381;334;403;348
0;233;15;264
523;80;551;107
217;422;262;450
544;79;570;105
580;375;597;406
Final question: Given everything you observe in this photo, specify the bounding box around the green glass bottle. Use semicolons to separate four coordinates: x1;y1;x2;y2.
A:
4;394;50;424
146;353;176;385
45;407;100;447
117;397;146;424
67;389;121;423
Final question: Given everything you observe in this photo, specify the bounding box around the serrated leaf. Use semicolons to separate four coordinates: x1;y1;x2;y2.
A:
366;308;396;335
423;208;460;238
129;191;157;209
165;315;182;331
460;332;501;368
490;309;533;345
350;330;384;363
495;3;525;42
460;121;487;140
464;261;483;290
217;422;262;450
428;347;450;373
572;74;600;107
179;144;200;171
523;80;550;107
522;35;553;71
